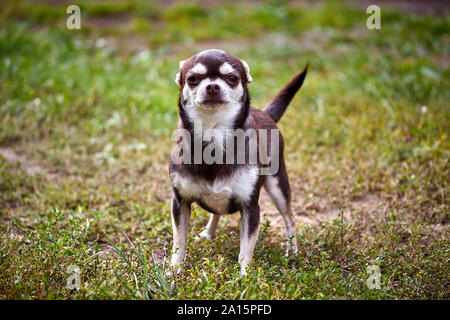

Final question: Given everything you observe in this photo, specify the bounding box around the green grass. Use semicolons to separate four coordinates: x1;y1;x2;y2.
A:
0;0;449;299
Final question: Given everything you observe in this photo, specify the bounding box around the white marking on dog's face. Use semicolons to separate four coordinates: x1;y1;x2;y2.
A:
219;62;234;75
191;62;207;75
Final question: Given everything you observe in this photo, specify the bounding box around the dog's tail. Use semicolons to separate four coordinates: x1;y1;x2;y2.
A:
262;64;308;123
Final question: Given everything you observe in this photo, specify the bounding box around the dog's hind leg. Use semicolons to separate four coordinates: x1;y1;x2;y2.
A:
170;192;191;273
264;171;298;256
197;214;220;240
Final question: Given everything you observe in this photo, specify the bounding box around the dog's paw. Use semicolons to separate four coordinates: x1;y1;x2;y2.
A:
166;266;182;278
165;269;174;278
285;244;298;259
285;238;298;257
195;230;215;242
284;251;298;260
239;270;248;277
238;260;250;277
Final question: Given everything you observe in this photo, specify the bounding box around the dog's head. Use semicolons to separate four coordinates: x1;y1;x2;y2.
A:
175;49;252;112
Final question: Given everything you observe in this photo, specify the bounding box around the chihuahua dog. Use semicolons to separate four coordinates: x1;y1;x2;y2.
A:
169;49;307;276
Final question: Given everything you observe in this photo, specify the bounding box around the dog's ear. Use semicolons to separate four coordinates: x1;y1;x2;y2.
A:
240;60;252;84
175;60;186;86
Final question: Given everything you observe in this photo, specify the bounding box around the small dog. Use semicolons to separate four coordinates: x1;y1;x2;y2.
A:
169;49;307;276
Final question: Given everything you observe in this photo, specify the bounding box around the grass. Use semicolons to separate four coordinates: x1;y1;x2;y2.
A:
0;0;449;299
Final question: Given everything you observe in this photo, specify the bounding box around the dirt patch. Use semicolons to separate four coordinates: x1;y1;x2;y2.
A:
260;189;386;233
0;147;58;179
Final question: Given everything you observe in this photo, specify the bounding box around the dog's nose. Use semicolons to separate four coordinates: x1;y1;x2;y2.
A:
206;83;220;95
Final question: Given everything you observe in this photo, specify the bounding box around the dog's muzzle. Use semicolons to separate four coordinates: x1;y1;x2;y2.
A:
200;83;226;105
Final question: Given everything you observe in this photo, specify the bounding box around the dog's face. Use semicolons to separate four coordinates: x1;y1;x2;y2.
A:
175;49;252;111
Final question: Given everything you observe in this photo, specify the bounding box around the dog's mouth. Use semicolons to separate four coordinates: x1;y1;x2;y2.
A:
199;99;227;106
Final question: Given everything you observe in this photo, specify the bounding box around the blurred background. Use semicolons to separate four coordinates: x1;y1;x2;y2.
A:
0;0;449;299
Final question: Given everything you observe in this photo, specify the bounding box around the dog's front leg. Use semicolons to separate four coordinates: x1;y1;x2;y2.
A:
170;192;191;273
238;204;260;276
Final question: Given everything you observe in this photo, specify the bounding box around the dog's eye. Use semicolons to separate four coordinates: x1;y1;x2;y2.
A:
187;75;200;85
227;75;238;84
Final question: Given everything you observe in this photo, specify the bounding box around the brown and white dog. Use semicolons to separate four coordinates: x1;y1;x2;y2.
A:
169;49;307;276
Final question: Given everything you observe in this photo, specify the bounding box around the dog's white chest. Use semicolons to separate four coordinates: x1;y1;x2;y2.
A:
171;167;259;214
